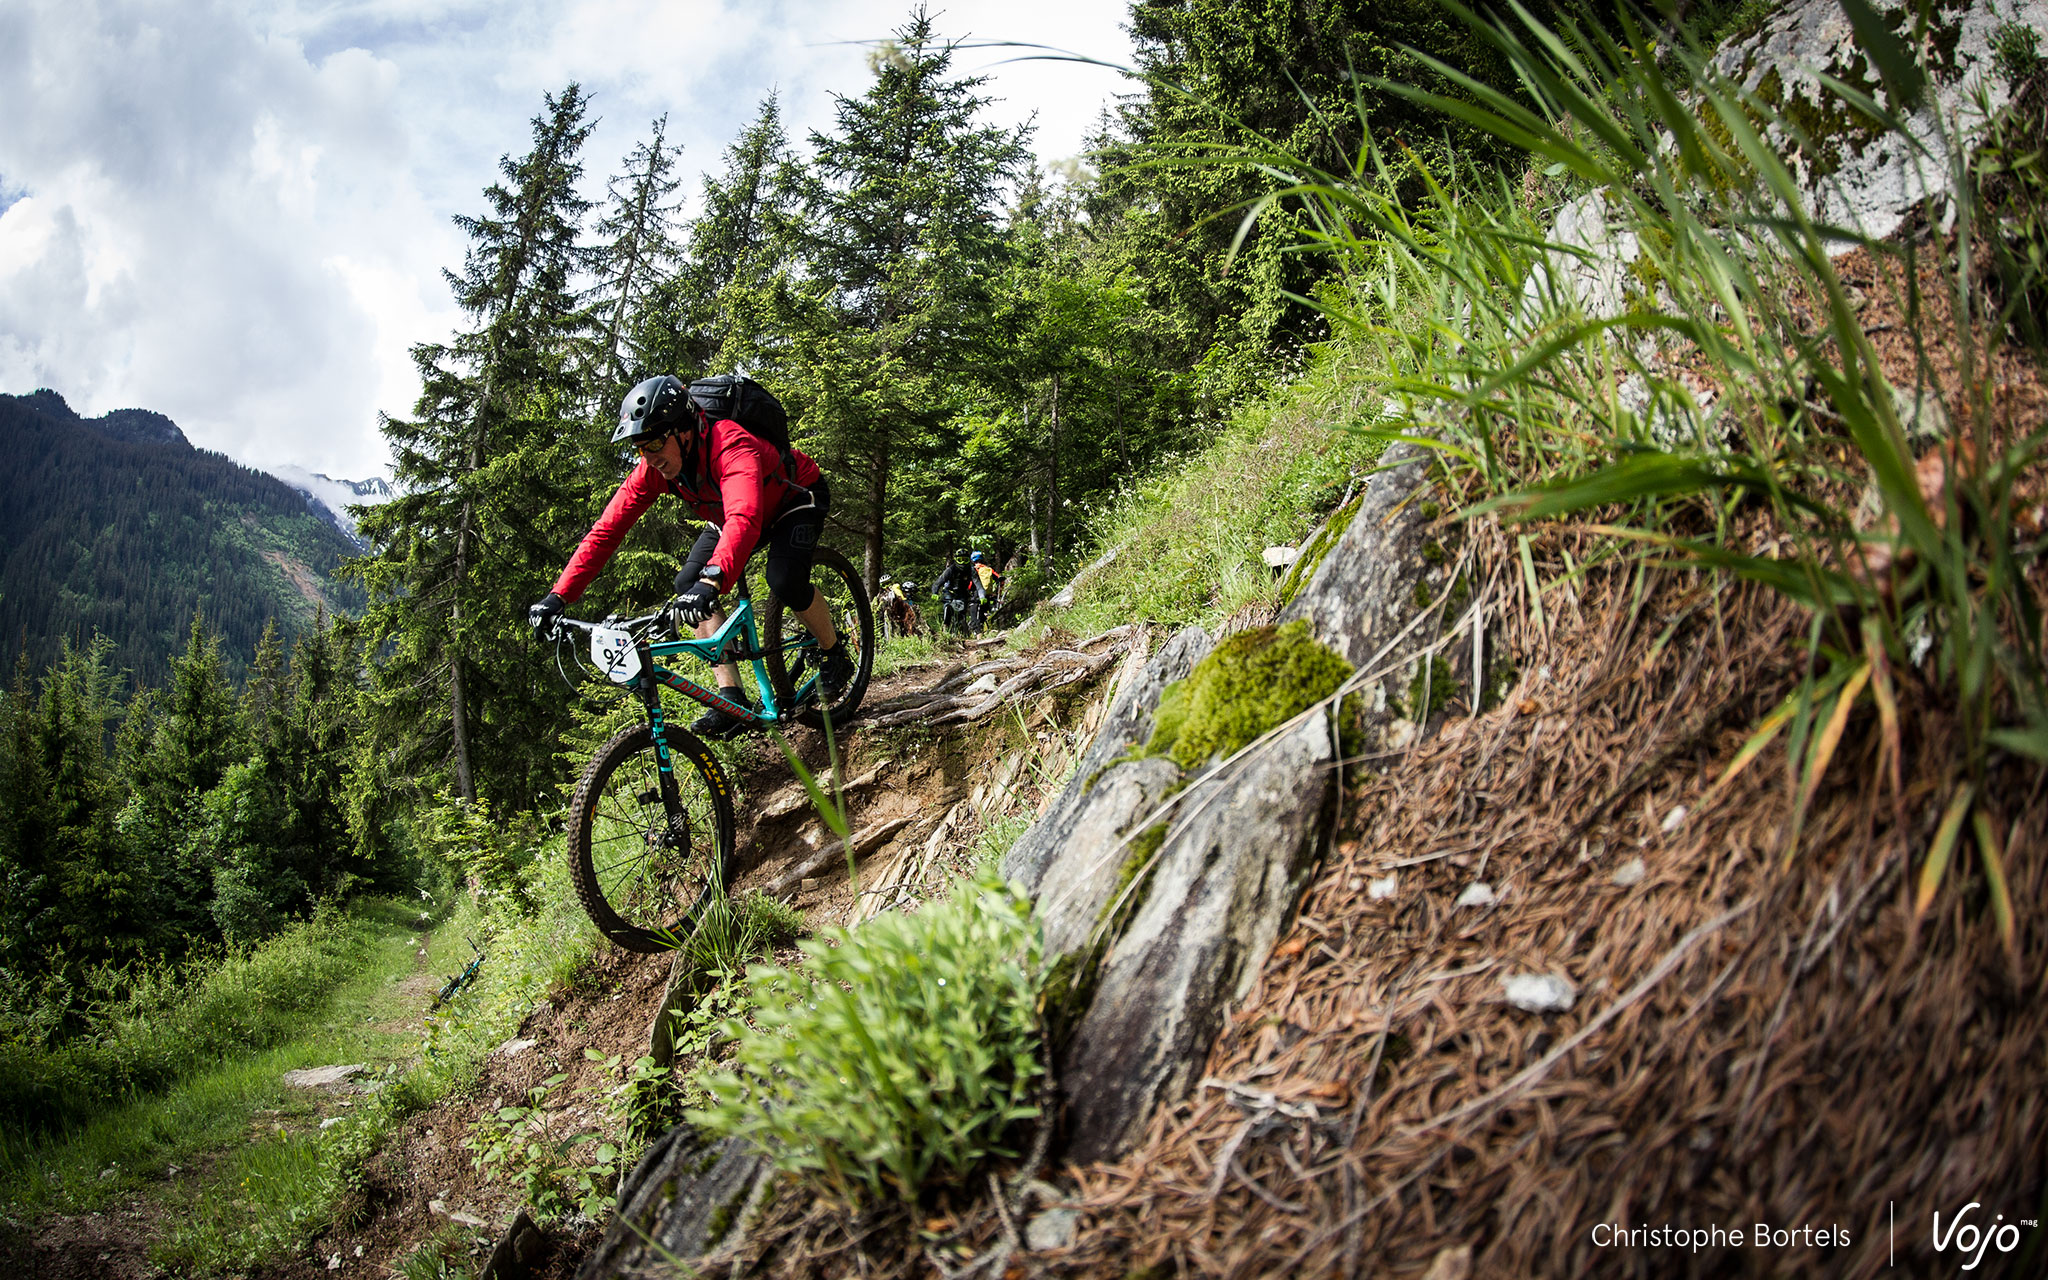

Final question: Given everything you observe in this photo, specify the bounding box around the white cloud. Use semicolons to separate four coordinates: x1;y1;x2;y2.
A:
0;0;1134;481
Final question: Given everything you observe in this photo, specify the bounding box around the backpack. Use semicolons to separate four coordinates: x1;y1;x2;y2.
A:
685;375;799;483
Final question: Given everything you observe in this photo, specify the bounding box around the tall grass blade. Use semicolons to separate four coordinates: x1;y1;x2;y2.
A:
1518;534;1547;638
1784;661;1871;866
1971;811;2018;963
1915;786;1976;924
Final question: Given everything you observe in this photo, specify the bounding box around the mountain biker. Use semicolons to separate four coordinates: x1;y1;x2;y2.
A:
933;549;976;634
526;374;856;740
878;575;921;638
971;551;1003;631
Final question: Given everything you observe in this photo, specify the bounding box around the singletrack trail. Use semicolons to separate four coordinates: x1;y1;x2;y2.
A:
2;633;1116;1280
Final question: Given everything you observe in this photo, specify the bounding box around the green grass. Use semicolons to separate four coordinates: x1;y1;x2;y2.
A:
0;838;611;1275
1031;350;1385;640
0;898;433;1160
871;628;949;679
0;896;442;1214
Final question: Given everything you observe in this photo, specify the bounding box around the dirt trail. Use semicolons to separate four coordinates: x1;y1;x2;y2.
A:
0;637;1116;1280
197;639;1104;1280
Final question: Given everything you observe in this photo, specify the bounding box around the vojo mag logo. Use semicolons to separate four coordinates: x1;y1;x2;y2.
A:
1927;1202;2036;1271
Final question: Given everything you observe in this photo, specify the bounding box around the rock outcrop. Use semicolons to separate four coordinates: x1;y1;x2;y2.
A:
1059;711;1337;1161
575;1129;767;1280
1022;442;1446;1159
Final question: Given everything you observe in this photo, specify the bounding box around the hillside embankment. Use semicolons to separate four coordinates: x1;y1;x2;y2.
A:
0;641;1123;1280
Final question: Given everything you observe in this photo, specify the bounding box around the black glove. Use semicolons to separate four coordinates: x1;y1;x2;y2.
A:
527;592;564;636
673;580;720;625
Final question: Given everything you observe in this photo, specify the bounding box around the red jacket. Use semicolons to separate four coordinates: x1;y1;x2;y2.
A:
550;419;822;603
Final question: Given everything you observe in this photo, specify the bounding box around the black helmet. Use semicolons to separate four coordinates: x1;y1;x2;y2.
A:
612;375;693;447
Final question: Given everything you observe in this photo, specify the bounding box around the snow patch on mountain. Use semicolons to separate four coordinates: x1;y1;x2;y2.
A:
268;464;393;545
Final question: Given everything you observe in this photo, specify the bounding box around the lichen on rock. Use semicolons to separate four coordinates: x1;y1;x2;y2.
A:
1140;621;1352;771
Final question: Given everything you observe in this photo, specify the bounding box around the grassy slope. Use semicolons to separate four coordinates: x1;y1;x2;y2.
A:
1030;338;1388;640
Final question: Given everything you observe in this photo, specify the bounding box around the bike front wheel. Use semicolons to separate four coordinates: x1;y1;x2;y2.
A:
763;546;875;733
568;722;736;952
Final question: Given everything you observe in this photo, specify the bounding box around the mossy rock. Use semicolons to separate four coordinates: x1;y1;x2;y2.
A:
1140;622;1352;771
1276;495;1364;609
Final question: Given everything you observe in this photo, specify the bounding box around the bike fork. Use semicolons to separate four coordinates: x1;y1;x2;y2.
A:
641;684;686;812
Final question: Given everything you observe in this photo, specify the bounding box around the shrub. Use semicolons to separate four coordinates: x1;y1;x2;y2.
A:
688;878;1045;1207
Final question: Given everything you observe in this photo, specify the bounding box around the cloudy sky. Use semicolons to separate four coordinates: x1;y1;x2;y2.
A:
0;0;1136;482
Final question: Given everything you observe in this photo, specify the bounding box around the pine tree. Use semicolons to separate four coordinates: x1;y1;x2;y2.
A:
586;115;687;400
354;84;603;809
783;9;1031;589
110;612;244;952
0;641;133;974
653;93;804;376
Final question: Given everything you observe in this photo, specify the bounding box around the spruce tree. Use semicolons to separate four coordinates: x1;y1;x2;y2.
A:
586;115;687;399
354;85;602;809
653;93;804;376
784;9;1030;588
113;612;244;952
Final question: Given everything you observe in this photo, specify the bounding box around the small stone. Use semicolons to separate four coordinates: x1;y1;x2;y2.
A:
1455;882;1496;908
429;1199;448;1216
320;1116;345;1129
495;1037;536;1057
965;673;1000;696
800;877;819;891
1384;719;1419;750
1261;545;1299;570
1025;1207;1080;1251
327;1254;341;1271
1660;804;1688;833
283;1064;365;1089
1611;857;1646;887
449;1210;486;1227
1502;973;1576;1013
354;1246;365;1258
1369;875;1398;900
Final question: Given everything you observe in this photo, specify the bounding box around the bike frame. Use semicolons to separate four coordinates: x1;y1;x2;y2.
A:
563;583;825;792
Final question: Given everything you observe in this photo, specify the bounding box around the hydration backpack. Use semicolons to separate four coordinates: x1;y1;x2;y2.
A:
686;375;799;483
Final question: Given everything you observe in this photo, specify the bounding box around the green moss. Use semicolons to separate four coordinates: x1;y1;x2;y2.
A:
1276;495;1364;608
1138;622;1353;771
1102;821;1171;923
1401;655;1461;721
705;1194;738;1246
1480;656;1519;714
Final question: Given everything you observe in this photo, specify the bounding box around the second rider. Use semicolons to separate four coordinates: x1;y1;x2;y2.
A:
528;375;856;740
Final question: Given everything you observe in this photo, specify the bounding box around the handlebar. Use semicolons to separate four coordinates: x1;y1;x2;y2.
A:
543;607;672;646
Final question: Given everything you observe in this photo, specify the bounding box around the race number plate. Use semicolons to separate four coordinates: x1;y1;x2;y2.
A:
591;626;642;685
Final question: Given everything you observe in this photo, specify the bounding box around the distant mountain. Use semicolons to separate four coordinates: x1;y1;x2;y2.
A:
0;389;367;690
267;463;394;547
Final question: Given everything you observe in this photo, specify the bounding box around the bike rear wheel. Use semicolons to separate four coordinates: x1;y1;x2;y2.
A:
763;545;875;732
568;722;736;952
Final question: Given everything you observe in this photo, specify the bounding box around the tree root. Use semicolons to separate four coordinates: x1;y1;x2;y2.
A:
864;626;1133;729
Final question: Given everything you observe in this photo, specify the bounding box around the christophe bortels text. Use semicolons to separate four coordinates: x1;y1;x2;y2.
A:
1590;1223;1852;1251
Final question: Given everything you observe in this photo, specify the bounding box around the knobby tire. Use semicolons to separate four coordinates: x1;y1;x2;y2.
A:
762;546;876;732
568;722;736;952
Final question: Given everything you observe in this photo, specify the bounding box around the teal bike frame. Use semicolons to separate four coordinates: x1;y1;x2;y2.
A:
565;581;827;780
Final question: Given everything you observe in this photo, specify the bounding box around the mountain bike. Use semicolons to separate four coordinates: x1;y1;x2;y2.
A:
541;547;874;952
432;938;487;1008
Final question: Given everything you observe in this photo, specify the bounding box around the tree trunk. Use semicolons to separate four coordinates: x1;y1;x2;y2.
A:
1048;373;1062;559
448;372;494;806
449;499;477;805
864;442;888;596
1027;485;1039;560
